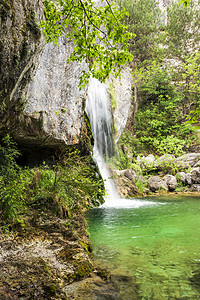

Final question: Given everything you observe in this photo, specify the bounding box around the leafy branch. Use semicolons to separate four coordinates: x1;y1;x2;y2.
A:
41;0;133;87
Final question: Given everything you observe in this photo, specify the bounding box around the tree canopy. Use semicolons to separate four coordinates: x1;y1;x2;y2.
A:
41;0;133;87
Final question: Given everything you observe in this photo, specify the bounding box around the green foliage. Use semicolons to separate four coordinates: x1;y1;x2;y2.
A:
118;0;163;63
156;136;186;156
40;0;133;87
133;62;197;155
179;0;192;8
109;84;117;111
130;163;142;175
0;136;105;223
29;149;105;215
108;149;130;170
165;1;200;61
0;135;32;221
135;179;145;194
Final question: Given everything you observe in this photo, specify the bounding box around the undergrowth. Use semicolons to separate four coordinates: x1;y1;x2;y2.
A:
0;135;105;224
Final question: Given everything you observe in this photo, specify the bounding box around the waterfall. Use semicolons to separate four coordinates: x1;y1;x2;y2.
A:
86;78;120;203
86;78;159;209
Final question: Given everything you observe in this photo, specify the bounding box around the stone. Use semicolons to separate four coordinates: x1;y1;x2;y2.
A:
139;154;156;169
164;174;177;191
155;154;175;169
176;172;186;184
107;68;132;141
194;160;200;168
148;176;168;192
185;173;192;185
0;0;132;148
175;153;200;168
190;167;200;184
116;176;139;198
191;184;200;192
124;169;137;181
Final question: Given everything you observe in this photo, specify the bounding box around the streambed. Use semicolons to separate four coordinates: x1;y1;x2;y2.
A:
86;195;200;299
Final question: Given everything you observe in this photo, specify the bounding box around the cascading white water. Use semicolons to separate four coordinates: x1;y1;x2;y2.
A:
86;78;158;209
86;78;120;203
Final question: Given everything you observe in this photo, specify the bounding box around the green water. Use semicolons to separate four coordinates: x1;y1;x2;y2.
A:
86;196;200;299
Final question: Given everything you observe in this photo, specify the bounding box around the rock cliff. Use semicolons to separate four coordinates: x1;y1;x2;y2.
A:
0;0;88;148
0;0;132;149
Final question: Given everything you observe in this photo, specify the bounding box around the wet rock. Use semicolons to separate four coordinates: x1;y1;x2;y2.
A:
107;68;132;141
164;174;177;191
148;176;168;192
63;274;120;300
117;176;139;198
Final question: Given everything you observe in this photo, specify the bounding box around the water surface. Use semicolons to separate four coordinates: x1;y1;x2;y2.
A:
86;195;200;299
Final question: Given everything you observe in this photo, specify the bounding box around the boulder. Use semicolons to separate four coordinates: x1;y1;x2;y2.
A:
191;184;200;192
190;167;200;184
148;176;168;192
155;154;175;170
176;172;186;184
116;176;139;198
137;154;155;169
175;153;200;168
124;169;137;181
185;173;192;185
164;174;177;191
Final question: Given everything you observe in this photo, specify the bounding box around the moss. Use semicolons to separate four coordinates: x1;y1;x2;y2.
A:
96;267;111;281
21;40;29;60
43;284;57;297
84;111;94;148
109;84;117;110
26;18;41;37
79;241;93;254
74;260;94;280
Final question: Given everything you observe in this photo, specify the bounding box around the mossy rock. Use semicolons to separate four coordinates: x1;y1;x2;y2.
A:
74;260;94;280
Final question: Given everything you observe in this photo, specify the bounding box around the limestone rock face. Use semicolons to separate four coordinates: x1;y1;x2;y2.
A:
107;68;132;141
148;176;168;192
0;0;87;147
21;37;87;147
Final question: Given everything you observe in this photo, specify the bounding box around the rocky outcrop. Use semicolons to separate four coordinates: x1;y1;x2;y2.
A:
190;167;200;184
148;176;168;192
0;0;89;148
0;0;132;149
164;174;177;191
175;153;200;169
0;206;117;299
114;153;200;197
107;68;132;141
